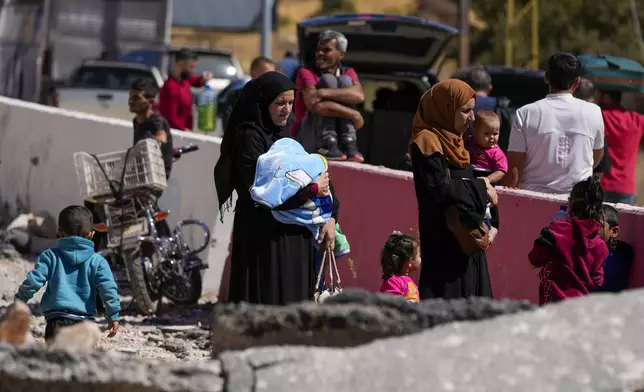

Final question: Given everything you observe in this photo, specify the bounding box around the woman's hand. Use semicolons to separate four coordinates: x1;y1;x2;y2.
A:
481;177;498;206
486;185;499;206
318;217;336;251
316;173;331;197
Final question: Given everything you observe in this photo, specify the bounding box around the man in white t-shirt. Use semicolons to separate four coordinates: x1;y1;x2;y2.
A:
504;53;604;194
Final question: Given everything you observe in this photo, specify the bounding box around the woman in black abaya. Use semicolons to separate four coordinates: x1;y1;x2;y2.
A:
409;79;498;299
214;72;338;305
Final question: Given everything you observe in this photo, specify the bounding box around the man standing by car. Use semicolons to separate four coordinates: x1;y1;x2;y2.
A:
219;56;277;131
159;48;212;132
597;89;644;205
504;53;604;194
467;67;498;112
294;30;365;162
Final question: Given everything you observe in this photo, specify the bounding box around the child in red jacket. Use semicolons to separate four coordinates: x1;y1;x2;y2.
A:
529;176;608;305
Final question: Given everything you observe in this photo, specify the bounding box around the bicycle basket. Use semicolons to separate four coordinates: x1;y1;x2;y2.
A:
74;139;167;201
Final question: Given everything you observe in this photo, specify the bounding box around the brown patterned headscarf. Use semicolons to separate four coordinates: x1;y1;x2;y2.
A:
409;79;476;169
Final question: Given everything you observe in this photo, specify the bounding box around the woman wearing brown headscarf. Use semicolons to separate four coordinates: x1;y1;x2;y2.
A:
409;79;498;299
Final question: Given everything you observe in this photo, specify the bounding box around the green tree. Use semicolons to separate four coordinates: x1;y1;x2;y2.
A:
471;0;644;68
313;0;356;16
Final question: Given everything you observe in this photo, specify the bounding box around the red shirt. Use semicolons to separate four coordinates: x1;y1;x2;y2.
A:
158;75;204;131
292;66;360;136
600;105;644;195
529;217;607;306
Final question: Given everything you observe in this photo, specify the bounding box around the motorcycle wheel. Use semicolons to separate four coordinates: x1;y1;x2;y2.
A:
161;268;202;305
125;242;160;315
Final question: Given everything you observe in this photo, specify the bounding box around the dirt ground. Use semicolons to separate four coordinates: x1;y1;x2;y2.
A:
1;257;212;361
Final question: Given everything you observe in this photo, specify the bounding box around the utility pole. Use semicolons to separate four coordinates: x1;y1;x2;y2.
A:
33;0;51;103
530;0;539;69
459;0;470;68
505;0;514;67
261;0;272;58
101;0;121;60
505;0;539;70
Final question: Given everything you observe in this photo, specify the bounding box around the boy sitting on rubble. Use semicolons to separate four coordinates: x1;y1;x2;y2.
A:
15;205;120;343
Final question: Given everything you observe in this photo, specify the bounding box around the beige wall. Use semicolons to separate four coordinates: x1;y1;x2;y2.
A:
0;97;233;297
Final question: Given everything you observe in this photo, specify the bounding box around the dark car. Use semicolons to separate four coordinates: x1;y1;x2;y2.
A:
452;65;549;109
296;14;458;169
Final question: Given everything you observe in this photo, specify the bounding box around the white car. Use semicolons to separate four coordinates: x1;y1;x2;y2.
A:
56;61;165;121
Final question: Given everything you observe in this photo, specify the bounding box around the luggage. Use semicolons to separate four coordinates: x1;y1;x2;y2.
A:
578;55;644;93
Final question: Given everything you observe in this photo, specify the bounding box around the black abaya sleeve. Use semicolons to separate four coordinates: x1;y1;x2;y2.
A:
411;143;488;226
330;181;339;222
274;181;339;218
234;128;267;191
273;186;313;211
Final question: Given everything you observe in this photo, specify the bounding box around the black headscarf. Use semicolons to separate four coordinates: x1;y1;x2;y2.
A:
215;71;296;217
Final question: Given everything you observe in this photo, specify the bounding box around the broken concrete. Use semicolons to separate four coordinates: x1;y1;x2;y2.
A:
220;289;644;392
211;289;535;355
4;290;644;391
0;344;223;392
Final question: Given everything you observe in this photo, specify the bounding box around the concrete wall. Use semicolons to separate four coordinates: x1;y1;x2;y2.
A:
1;96;643;304
328;162;644;303
0;96;234;297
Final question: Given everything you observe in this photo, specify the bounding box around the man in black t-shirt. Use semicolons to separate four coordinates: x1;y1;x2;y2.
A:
129;78;174;179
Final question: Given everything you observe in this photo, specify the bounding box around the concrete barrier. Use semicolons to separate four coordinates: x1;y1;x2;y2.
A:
328;161;644;303
4;289;644;391
1;96;643;304
0;96;233;296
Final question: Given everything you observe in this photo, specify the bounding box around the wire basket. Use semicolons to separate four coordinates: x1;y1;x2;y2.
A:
74;139;167;201
103;199;149;249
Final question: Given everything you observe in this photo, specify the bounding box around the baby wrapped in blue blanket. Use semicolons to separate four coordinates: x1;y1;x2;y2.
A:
251;138;350;257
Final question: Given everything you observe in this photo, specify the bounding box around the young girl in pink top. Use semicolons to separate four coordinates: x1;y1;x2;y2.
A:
379;231;421;303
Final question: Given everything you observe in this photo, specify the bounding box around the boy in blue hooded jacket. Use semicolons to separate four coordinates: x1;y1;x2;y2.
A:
15;205;120;342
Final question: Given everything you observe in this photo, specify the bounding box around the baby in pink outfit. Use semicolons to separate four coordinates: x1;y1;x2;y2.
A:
468;110;507;243
379;231;421;303
468;110;508;184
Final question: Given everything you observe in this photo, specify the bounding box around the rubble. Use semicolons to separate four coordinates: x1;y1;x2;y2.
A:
210;289;536;355
50;321;102;352
0;301;34;345
0;213;58;260
0;344;223;392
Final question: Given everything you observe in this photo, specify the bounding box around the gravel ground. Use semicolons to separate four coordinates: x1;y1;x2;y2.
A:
0;257;213;361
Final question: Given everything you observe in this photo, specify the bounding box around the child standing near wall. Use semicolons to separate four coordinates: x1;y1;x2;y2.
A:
528;177;608;305
379;231;421;303
14;205;120;343
598;204;634;292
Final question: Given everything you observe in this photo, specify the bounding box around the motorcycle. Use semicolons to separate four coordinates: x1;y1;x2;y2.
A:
75;140;210;315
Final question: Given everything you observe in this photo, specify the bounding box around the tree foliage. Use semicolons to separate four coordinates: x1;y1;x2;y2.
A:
314;0;356;17
471;0;644;68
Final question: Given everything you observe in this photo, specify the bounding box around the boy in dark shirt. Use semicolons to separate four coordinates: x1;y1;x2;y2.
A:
129;78;174;179
598;204;634;292
88;79;175;312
